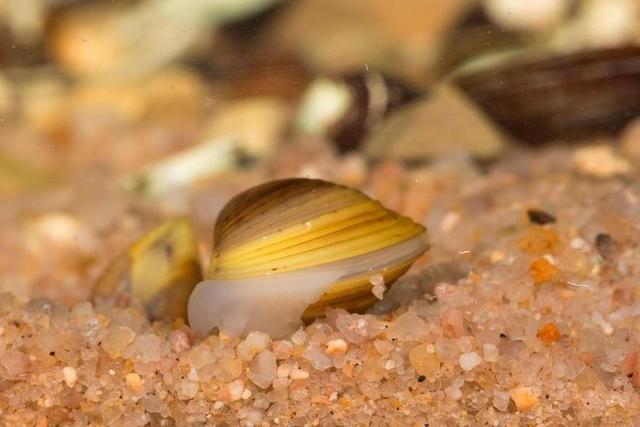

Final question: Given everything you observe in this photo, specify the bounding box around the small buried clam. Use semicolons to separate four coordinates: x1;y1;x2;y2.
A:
188;178;429;337
93;218;202;321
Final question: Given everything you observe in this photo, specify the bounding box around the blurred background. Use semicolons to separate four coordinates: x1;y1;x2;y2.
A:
2;0;640;302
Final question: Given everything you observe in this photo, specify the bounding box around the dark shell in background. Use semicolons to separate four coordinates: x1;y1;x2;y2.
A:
455;46;640;144
330;73;421;153
194;2;312;101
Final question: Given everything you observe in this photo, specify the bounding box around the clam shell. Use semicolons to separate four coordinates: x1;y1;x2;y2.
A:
455;46;640;143
93;218;202;321
206;178;429;320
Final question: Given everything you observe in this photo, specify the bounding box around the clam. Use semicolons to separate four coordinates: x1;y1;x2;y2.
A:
93;218;202;321
455;46;640;143
188;178;429;337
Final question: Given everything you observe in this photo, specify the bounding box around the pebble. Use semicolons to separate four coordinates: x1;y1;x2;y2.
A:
290;329;308;345
374;339;394;355
570;237;589;251
445;385;462;400
168;329;191;353
126;373;143;392
459;352;483;371
409;344;441;377
203;98;290;159
276;364;290;378
325;338;348;354
333;311;380;344
510;386;539;411
441;308;465;338
490;250;506;263
592;311;614;336
573;145;632;178
519;226;559;254
124;333;166;362
387;311;429;341
529;257;558;284
578;0;638;48
272;340;294;359
369;273;386;299
483;344;499;362
62;366;77;387
177;380;198;400
249;351;277;389
101;326;136;358
537;323;560;345
440;212;460;233
241;388;252;400
527;209;556;225
302;345;333;370
364;84;506;162
187;366;199;382
289;366;310;380
227;379;245;402
187;345;215;370
238;332;272;361
493;390;511;412
1;349;30;377
484;0;570;31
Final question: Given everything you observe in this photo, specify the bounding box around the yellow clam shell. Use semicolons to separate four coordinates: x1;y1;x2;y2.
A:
202;178;429;325
93;218;202;321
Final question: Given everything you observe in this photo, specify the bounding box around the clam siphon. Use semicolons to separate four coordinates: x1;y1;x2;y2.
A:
188;178;429;338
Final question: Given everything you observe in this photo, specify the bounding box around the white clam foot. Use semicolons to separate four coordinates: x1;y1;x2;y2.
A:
188;269;344;338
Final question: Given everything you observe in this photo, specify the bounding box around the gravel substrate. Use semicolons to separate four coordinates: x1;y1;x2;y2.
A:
2;146;640;426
